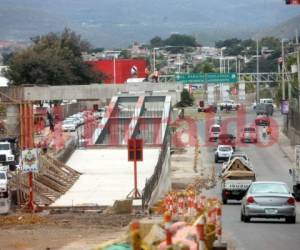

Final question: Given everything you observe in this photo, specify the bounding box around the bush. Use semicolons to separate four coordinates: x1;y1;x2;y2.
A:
177;89;194;107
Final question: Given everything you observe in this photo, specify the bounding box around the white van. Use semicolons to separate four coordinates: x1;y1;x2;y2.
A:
209;124;221;142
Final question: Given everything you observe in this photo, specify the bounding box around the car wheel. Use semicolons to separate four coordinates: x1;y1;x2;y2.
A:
240;211;245;222
286;216;296;224
215;156;219;163
244;215;251;223
222;196;227;204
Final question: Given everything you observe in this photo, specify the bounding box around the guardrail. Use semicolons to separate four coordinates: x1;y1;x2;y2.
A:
142;129;170;208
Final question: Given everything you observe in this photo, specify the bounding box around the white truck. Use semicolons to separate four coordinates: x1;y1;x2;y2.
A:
219;100;240;111
0;141;15;166
221;157;256;204
0;167;9;198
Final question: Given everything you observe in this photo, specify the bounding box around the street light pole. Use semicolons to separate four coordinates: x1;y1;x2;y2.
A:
282;39;286;100
113;54;116;84
153;48;159;72
296;29;300;110
256;40;259;102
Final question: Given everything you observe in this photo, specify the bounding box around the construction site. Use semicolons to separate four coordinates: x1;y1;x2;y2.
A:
0;85;229;250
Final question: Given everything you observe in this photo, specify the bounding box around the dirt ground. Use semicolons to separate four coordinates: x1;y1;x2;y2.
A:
0;212;143;250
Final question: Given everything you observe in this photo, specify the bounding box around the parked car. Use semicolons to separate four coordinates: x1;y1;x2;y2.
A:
215;145;234;163
240;126;257;143
65;117;81;127
255;115;270;126
198;102;217;113
240;181;296;223
219;100;240;111
62;121;76;132
218;133;236;150
209;124;221;142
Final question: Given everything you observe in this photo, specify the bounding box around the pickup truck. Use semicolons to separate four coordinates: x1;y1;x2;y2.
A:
221;157;256;204
219;100;240;111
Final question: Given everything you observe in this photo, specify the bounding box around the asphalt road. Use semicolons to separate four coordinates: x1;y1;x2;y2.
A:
197;109;300;250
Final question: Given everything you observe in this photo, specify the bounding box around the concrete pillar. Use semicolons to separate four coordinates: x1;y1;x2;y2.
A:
6;104;20;137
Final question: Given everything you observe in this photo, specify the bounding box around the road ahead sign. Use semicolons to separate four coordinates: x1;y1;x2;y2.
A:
176;73;237;84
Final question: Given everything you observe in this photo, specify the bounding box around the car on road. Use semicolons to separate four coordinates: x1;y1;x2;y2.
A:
215;145;234;163
240;126;257;143
218;133;236;150
240;181;296;223
198;101;217;113
256;103;273;116
219;100;240;111
62;121;76;132
253;98;275;110
255;115;270;126
209;124;221;142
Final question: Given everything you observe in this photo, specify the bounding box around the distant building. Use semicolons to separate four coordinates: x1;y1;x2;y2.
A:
82;50;121;61
88;59;147;84
128;42;149;58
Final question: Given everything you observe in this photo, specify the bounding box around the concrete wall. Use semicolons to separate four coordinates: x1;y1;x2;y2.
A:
287;127;300;146
22;82;183;103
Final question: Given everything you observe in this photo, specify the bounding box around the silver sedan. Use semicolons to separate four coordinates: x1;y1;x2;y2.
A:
241;181;296;223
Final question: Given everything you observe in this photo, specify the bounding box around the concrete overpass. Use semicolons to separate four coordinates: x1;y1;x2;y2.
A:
16;82;182;103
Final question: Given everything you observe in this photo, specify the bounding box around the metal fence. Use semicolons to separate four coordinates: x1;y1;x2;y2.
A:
290;107;300;131
142;130;170;208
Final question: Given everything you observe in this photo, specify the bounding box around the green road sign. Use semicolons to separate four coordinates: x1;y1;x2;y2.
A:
175;73;237;84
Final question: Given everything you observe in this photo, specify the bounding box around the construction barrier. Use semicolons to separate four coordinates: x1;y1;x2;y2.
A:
96;187;227;250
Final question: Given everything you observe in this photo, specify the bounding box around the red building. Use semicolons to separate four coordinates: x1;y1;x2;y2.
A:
89;59;147;84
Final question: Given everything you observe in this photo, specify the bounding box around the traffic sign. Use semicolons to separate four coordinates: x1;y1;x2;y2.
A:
176;73;237;84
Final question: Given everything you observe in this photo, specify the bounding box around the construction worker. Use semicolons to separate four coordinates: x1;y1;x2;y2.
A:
144;67;150;81
267;125;272;135
153;68;159;83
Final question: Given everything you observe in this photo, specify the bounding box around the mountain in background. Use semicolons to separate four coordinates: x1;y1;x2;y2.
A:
254;13;300;40
0;0;299;48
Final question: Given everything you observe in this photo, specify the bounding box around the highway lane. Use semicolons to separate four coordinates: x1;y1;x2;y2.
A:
197;109;300;250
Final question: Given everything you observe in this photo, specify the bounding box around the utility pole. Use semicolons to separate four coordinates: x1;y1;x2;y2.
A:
297;29;300;111
282;39;286;100
256;40;260;103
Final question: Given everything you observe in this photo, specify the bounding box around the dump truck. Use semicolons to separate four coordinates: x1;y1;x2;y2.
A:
221;156;256;204
0;137;19;170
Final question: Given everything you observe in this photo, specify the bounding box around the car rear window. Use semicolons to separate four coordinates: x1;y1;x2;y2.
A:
212;127;220;132
249;183;289;194
244;127;255;132
219;146;232;151
219;134;234;139
0;173;5;179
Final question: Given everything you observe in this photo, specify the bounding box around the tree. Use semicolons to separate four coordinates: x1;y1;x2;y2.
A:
177;89;194;107
5;28;104;85
193;62;215;73
150;36;164;48
164;34;197;48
